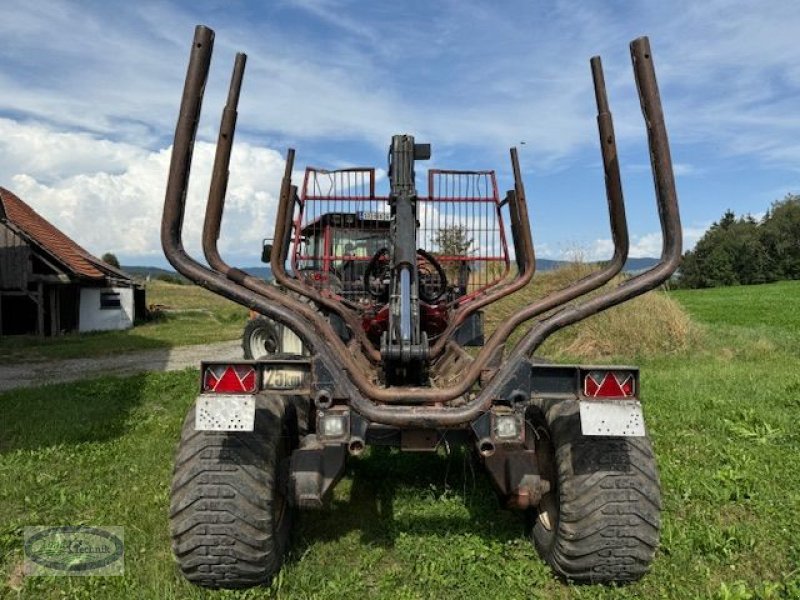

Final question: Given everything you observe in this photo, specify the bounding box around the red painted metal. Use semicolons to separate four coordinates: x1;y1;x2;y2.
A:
292;167;510;304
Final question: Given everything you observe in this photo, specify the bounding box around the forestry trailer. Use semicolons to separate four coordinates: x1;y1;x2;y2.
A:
163;25;682;588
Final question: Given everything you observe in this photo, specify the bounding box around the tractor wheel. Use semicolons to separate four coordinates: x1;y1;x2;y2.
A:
169;395;294;588
529;398;661;584
242;317;280;360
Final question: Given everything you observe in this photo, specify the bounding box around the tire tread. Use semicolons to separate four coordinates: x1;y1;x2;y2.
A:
532;398;661;584
169;396;291;588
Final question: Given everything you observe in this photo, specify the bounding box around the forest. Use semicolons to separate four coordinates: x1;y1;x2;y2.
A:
678;194;800;288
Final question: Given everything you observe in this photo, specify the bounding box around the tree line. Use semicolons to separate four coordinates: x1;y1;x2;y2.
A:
678;194;800;288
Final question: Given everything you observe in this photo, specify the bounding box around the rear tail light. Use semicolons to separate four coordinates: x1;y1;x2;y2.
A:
583;370;635;398
203;365;257;393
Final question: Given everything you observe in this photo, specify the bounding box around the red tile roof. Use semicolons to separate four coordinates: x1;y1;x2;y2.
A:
0;186;130;281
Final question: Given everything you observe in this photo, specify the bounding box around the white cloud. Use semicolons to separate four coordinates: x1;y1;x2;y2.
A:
681;224;713;252
2;119;285;261
3;0;800;174
2;0;800;170
583;223;711;261
2;1;800;263
0;118;146;182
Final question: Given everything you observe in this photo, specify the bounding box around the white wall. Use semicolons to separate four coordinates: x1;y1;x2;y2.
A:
78;286;134;332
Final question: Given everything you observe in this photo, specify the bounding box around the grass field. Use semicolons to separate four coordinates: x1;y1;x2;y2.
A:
2;281;800;598
670;280;800;331
0;281;248;363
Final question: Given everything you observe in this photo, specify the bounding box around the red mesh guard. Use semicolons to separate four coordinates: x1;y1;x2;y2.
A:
293;167;509;303
421;170;509;301
294;168;390;302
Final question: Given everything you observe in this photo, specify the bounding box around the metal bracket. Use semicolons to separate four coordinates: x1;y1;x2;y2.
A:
289;438;346;509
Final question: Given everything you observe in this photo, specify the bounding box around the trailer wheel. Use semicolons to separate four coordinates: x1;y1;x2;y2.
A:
169;395;293;588
529;399;661;583
243;317;280;359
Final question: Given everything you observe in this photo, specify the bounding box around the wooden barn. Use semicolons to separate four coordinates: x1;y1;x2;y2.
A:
0;187;142;336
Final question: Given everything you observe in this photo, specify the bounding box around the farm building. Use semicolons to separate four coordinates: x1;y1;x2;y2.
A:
0;187;143;336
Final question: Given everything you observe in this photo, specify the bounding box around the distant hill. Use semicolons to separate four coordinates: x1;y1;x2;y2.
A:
123;265;272;283
122;265;188;281
536;257;659;273
124;260;655;282
242;266;273;280
535;259;565;272
623;257;660;273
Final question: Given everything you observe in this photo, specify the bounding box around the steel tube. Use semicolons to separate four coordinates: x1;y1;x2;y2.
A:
162;26;364;397
268;152;382;362
199;55;352;357
429;147;535;356
426;54;629;373
507;36;682;361
163;28;680;423
474;54;631;349
347;35;681;415
199;58;377;363
163;26;469;406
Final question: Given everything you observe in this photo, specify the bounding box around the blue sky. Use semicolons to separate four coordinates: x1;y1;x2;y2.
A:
1;0;799;267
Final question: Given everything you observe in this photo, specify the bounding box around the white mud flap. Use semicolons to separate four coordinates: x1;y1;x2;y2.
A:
579;399;646;437
195;394;256;431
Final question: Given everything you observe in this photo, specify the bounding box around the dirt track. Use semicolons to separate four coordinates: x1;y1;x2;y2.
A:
0;340;242;392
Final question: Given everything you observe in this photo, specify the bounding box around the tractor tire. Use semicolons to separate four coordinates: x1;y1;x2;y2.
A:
242;317;280;360
529;398;661;584
169;395;294;589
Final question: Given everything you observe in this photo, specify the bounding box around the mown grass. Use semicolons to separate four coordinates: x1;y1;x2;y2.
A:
0;282;248;363
2;282;800;598
670;280;800;331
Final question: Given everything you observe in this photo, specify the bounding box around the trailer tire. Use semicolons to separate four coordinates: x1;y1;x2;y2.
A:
529;398;661;584
243;317;280;360
169;395;294;588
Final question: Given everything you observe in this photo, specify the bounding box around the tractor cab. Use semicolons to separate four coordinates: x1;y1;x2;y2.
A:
294;211;391;301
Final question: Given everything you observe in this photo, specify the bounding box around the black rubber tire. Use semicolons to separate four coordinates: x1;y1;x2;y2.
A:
169;395;293;589
530;398;661;584
242;317;280;360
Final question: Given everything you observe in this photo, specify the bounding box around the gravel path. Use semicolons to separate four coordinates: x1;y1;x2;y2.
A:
0;340;242;392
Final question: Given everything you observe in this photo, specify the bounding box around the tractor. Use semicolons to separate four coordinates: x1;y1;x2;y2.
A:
163;25;682;588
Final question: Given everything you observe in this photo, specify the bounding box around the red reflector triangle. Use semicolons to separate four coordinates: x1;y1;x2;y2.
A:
203;368;220;391
596;372;626;397
216;366;245;392
238;367;256;392
620;375;634;396
585;375;600;396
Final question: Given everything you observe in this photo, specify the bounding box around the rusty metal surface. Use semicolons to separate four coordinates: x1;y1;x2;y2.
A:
482;445;550;509
346;51;631;401
266;154;382;362
458;54;630;361
428;147;536;357
198;54;379;364
162;27;681;425
506;36;683;362
160;26;362;402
